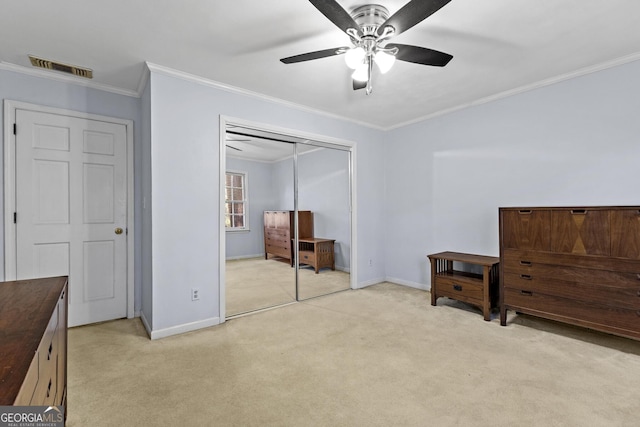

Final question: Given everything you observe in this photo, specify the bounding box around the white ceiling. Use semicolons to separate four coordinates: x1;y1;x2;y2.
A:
2;1;640;129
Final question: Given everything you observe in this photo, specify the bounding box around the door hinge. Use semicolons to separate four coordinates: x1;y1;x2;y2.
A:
13;212;17;224
13;123;16;135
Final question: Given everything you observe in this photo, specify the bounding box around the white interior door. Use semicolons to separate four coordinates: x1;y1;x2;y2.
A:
14;108;128;327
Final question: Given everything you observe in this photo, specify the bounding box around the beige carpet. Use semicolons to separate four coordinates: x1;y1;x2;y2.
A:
226;257;350;316
66;283;640;426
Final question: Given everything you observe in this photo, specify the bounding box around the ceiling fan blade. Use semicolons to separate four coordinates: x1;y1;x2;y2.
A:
309;0;362;37
378;0;451;37
280;47;347;64
353;79;366;90
387;43;453;67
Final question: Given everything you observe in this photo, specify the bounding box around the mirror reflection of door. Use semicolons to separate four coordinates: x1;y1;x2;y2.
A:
296;145;351;300
224;130;296;316
224;123;352;317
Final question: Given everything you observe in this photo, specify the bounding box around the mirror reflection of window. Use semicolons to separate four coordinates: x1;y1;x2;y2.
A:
225;171;247;230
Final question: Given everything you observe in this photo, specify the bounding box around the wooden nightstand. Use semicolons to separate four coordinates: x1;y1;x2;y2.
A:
296;238;336;273
428;251;500;321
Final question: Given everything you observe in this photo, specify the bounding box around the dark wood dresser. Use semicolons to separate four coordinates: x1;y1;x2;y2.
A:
264;210;313;265
499;206;640;340
0;276;68;410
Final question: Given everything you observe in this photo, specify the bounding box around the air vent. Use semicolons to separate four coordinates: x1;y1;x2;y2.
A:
28;55;93;79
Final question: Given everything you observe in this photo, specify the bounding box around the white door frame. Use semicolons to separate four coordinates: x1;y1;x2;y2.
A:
219;115;358;322
4;100;135;319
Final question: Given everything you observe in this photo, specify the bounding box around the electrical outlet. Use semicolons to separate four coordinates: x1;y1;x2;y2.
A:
191;288;200;301
368;259;373;267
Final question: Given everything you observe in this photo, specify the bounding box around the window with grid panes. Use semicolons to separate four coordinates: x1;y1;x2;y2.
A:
225;172;247;230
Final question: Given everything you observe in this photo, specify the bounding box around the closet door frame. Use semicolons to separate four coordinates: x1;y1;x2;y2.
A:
218;115;357;322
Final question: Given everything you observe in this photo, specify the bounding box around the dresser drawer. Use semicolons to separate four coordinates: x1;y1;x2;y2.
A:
265;243;290;258
503;261;640;287
13;354;38;405
503;272;640;310
503;288;640;336
299;250;315;266
33;306;59;405
434;276;484;304
503;249;640;273
265;228;289;238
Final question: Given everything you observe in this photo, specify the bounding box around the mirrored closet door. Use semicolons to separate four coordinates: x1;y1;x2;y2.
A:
295;144;351;300
224;127;296;316
224;123;352;317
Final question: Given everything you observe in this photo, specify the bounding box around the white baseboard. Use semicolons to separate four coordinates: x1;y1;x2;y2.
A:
385;277;430;291
355;277;386;289
140;311;152;338
225;254;264;261
148;316;221;340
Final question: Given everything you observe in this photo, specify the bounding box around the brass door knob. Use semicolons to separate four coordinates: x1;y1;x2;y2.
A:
115;227;123;235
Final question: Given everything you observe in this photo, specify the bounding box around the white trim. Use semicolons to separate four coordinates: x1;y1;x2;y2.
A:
147;62;384;131
219;115;357;322
356;277;386;289
0;61;140;98
148;317;221;340
3;100;136;320
225;254;264;261
388;51;640;130
385;277;430;292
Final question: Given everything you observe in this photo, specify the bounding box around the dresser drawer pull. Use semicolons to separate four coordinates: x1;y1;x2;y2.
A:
520;274;532;280
571;209;587;215
637;310;640;317
520;290;533;296
48;342;53;360
518;210;532;215
637;290;640;297
46;379;52;398
637;274;640;281
520;260;532;266
453;284;463;292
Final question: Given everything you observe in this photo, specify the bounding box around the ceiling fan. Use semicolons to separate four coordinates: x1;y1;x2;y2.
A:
280;0;453;95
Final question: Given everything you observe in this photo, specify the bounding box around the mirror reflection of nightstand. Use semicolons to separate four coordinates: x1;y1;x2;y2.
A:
295;238;336;273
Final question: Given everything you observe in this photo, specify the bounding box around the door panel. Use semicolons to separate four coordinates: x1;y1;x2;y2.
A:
15;109;128;327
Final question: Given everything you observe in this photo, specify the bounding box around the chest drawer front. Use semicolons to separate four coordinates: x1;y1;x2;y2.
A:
265;228;289;237
503;249;640;273
503;272;640;310
265;233;290;248
434;276;484;304
501;209;551;251
503;288;640;336
503;261;640;288
550;209;610;256
13;354;38;405
33;307;58;405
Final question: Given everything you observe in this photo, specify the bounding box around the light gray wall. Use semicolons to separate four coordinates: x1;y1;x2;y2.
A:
0;68;143;313
147;68;385;333
225;157;276;259
384;59;640;288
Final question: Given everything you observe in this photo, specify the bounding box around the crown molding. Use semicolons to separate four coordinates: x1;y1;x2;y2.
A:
388;51;640;130
0;61;140;98
144;62;384;131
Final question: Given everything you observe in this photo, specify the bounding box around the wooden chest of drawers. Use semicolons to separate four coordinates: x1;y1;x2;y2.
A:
0;276;68;411
264;210;313;265
499;206;640;340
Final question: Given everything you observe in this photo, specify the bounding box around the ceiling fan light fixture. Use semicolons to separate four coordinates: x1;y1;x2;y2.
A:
344;46;366;69
352;62;369;82
374;50;396;74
